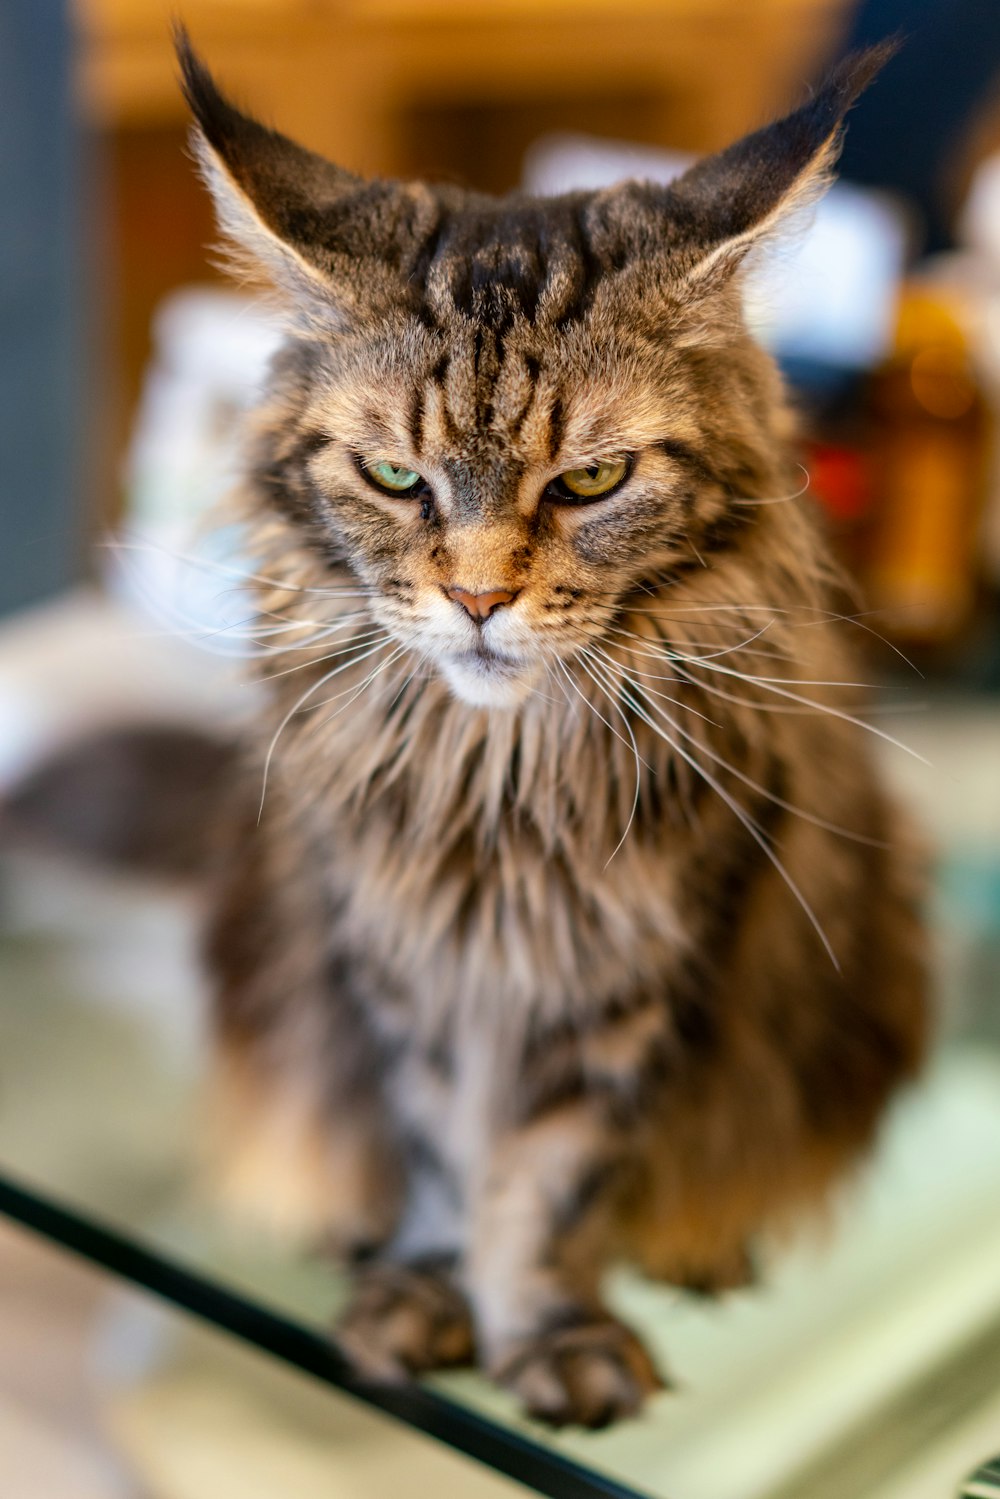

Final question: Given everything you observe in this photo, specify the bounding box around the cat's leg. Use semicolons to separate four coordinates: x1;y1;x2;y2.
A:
468;1100;665;1427
205;788;401;1253
333;1080;476;1378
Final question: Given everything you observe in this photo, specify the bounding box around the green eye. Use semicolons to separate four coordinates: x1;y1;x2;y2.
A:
365;460;425;494
552;458;630;501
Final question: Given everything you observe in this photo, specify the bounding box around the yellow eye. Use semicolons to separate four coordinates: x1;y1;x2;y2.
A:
365;460;424;494
553;458;630;501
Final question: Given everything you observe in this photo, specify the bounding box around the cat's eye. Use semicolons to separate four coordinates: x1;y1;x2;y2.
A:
363;460;427;496
548;457;631;503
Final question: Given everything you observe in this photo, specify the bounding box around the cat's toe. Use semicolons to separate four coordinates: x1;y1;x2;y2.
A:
335;1264;475;1381
496;1317;666;1429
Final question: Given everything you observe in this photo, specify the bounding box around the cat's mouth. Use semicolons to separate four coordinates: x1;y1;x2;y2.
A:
455;643;520;674
440;644;537;709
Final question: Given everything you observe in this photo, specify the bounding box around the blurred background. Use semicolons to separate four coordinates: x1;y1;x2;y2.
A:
2;2;1000;1498
9;0;1000;666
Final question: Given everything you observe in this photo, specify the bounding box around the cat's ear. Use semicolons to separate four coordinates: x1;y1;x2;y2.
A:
592;42;897;291
174;29;430;326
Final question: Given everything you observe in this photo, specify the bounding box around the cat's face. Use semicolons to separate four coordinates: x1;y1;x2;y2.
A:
178;32;886;707
284;263;765;708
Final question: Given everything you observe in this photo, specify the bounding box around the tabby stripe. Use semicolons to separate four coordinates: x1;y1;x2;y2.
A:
552;203;605;328
408;386;426;453
296;428;332;459
430;353;461;444
507;356;541;440
656;438;717;487
547;396;565;462
695;504;757;557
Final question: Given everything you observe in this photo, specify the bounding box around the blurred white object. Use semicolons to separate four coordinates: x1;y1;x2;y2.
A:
116;288;283;644
127;287;280;531
524;134;909;371
959;151;1000;267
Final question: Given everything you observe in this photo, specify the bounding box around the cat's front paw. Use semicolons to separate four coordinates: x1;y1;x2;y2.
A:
495;1315;666;1429
335;1264;475;1381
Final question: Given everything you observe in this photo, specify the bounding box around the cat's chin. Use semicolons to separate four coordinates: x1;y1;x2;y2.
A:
439;651;539;710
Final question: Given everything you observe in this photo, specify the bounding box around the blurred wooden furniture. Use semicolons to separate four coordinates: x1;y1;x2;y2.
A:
72;0;850;529
77;0;849;180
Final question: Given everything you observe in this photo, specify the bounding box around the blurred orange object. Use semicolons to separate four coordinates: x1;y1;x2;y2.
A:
866;287;991;645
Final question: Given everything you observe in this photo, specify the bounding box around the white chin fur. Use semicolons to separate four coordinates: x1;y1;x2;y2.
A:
440;656;538;710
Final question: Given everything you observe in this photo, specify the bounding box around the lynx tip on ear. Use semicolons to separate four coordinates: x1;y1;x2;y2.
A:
801;35;902;148
172;21;250;164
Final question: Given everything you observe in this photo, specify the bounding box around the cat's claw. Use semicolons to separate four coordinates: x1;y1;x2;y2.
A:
335;1264;475;1380
496;1317;667;1429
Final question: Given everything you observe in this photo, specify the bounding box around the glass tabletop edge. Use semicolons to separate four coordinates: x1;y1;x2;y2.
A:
0;1168;653;1499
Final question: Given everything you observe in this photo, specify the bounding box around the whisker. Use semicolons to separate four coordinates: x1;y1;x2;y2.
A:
313;644;410;729
664;674;879;716
595;652;889;849
308;641;407;713
106;536;376;600
613;598;924;677
582;652;840;969
108;542;377;661
572;654;643;866
555;659;652;773
380;659;423;717
550;660;581;726
589;644;720;728
674;655;930;764
791;609;924;678
608;619;783;665
257;636;397;820
259;627;393;681
728;463;811;507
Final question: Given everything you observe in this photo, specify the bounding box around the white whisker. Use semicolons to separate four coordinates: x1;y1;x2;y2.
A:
728;463;811;507
582;651;840;969
674;655;929;764
106;536;376;600
595;651;889;849
608;619;781;664
257;635;397;820
589;644;720;728
259;627;393;681
571;654;643;866
313;644;410;728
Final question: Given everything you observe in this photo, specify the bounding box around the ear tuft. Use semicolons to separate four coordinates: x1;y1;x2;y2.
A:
173;25;370;322
785;39;900;161
174;22;241;164
798;38;901;142
173;25;361;232
589;39;900;292
672;39;900;280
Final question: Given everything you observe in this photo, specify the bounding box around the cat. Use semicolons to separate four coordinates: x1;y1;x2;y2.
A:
176;32;927;1427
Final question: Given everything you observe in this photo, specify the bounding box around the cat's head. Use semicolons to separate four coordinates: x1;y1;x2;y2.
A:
178;32;890;709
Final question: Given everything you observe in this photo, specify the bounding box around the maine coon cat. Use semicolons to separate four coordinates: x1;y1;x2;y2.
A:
177;34;927;1427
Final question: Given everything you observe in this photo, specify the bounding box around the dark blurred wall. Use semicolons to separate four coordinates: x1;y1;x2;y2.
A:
837;0;1000;255
0;1;85;616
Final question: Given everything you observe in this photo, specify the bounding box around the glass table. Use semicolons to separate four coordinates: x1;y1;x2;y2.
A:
1;690;999;1499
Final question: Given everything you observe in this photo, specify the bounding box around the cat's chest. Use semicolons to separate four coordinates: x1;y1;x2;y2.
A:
327;801;689;1029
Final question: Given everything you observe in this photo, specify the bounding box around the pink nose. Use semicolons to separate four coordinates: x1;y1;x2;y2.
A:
447;586;516;621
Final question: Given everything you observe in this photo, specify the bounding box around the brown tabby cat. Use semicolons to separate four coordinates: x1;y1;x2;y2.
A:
177;33;927;1427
